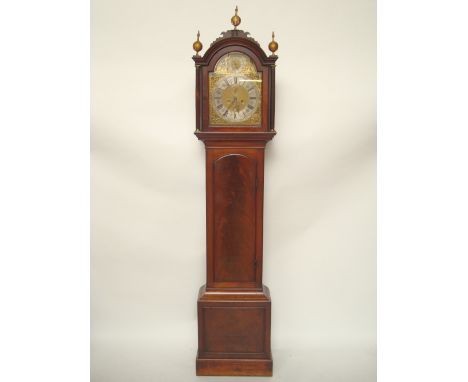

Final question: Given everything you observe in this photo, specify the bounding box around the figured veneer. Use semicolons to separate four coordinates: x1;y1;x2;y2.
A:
192;9;278;377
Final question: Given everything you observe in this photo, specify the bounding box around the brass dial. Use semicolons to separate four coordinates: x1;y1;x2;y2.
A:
209;52;262;126
212;76;260;123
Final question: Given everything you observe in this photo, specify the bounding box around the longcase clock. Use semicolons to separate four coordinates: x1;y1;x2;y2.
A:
192;7;279;377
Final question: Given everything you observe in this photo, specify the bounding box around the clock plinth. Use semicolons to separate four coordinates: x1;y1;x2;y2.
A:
196;285;272;377
192;9;278;376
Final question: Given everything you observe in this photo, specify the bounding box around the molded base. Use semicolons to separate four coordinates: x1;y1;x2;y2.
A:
196;284;273;376
196;355;273;376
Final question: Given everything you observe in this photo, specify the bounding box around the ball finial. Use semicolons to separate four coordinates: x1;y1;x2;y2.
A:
231;6;241;29
192;30;203;57
268;31;278;56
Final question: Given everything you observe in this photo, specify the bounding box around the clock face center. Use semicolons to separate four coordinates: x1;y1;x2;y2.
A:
221;84;249;113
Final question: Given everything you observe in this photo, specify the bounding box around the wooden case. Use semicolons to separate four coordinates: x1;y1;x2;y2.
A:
193;28;277;377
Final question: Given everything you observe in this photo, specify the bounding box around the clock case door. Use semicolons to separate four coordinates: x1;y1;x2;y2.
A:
206;146;265;290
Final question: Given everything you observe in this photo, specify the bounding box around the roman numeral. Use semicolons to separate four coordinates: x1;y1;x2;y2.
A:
247;104;254;110
217;104;223;109
249;96;256;100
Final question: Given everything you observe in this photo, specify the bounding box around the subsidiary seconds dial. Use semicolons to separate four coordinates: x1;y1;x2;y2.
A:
212;76;260;123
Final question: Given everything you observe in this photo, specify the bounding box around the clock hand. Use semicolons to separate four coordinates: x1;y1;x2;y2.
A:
226;98;234;111
229;97;238;111
235;97;242;112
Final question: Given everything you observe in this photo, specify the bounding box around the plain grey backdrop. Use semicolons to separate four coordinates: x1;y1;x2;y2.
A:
91;0;376;381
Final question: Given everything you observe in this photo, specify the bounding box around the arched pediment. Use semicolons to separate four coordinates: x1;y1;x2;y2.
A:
193;30;277;67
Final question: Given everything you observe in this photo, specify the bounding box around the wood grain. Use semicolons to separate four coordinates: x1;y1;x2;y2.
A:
193;27;277;377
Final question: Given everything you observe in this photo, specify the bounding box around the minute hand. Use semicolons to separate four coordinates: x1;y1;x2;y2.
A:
229;97;238;111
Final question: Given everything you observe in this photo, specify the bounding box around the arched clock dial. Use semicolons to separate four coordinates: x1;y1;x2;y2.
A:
212;75;260;123
208;52;262;126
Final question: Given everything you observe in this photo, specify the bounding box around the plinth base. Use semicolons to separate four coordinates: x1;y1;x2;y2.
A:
196;354;273;376
196;285;273;376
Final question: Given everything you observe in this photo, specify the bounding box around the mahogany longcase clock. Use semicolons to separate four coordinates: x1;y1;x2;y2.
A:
192;7;278;377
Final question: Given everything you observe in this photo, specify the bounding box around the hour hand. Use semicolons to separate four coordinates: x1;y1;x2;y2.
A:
232;97;239;111
227;97;235;111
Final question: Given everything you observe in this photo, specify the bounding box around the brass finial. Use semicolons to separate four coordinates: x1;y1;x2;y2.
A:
231;6;241;29
268;31;278;56
192;30;203;57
